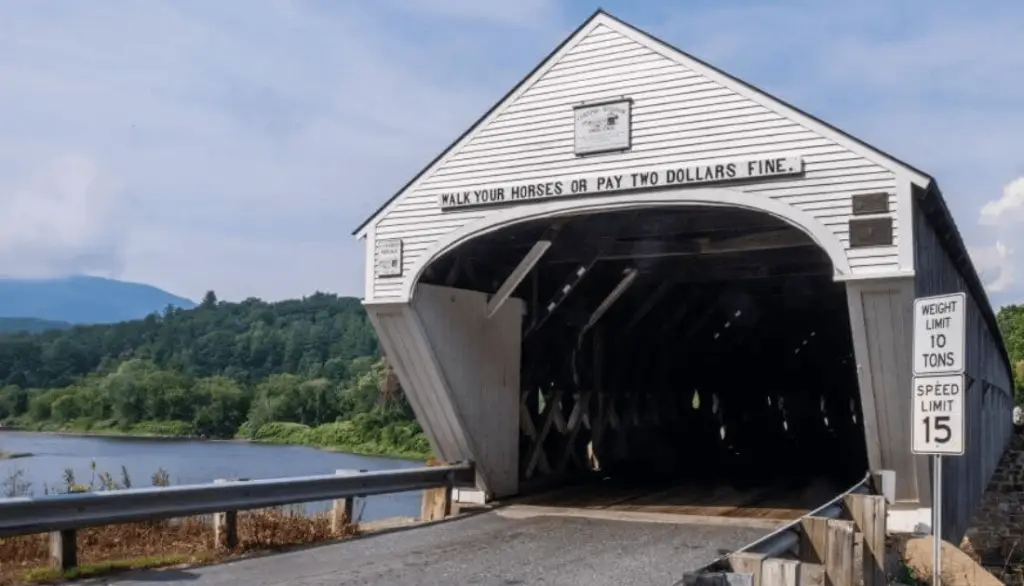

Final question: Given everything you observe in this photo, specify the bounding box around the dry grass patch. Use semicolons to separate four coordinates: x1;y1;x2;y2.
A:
0;507;358;585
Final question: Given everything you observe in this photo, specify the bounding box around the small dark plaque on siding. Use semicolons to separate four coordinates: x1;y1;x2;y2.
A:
849;217;893;247
852;193;890;215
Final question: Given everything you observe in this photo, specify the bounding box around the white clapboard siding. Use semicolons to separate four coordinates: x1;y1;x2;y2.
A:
369;20;901;300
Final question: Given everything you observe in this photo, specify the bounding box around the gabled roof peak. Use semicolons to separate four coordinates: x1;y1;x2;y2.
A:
352;8;931;237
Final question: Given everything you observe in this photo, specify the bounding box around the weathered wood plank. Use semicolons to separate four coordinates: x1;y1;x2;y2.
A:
762;558;799;586
799;516;829;564
843;493;887;586
824;519;854;586
799;562;825;586
730;552;766;586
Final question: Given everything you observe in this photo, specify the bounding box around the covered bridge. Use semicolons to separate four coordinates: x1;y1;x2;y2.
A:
352;10;1014;542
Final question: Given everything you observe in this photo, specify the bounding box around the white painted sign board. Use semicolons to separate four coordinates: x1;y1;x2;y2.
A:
375;238;403;278
438;155;804;209
911;374;965;455
574;99;632;155
911;292;967;457
912;292;966;376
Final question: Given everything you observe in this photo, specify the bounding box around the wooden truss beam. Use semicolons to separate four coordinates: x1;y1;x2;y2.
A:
544;228;814;264
486;224;562;319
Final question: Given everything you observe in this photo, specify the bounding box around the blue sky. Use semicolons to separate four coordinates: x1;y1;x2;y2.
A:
1;0;1023;306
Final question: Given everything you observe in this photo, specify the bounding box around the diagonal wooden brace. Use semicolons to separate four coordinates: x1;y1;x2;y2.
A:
525;389;563;478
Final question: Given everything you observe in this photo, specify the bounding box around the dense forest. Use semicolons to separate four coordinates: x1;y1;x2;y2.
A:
997;304;1024;400
0;318;71;334
0;291;431;459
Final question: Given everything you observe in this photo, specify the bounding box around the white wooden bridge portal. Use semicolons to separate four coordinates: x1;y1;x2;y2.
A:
353;10;1013;543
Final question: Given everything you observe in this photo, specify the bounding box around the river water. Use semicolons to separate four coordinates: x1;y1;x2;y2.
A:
0;431;424;522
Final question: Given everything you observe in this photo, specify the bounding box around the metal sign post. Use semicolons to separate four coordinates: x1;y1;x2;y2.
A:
911;292;967;586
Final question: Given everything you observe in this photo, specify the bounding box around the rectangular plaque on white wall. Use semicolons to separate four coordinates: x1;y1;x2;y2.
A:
574;98;632;155
375;238;403;278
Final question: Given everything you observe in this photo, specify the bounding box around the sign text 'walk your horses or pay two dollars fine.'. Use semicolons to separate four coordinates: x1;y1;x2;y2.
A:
437;155;804;209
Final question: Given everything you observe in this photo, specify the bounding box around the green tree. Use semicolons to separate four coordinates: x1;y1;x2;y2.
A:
997;304;1024;402
201;290;218;309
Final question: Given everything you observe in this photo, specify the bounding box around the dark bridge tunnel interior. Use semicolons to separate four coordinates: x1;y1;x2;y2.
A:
420;206;868;502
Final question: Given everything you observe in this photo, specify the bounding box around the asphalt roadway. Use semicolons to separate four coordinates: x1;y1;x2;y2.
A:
100;510;770;586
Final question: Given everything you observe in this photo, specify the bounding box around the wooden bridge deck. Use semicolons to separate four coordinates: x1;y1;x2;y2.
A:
508;478;841;524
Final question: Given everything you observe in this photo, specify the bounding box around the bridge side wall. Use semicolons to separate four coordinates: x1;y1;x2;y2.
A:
912;201;1014;542
365;285;523;500
412;284;523;499
365;303;474;464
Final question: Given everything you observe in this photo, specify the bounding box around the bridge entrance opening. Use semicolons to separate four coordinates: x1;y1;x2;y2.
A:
418;205;868;521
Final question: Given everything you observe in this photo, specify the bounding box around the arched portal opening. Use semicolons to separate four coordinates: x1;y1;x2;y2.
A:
418;204;868;515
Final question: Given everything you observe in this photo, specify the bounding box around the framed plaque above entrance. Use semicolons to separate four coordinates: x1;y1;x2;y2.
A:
573;98;632;156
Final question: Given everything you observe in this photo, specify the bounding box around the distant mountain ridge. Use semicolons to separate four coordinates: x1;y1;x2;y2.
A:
0;317;72;334
0;276;196;325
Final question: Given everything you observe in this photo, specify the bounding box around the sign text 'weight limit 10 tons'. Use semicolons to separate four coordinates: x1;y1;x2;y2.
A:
911;292;967;456
913;292;966;376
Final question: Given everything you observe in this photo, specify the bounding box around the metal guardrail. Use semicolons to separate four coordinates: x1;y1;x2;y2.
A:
697;472;875;575
0;462;475;538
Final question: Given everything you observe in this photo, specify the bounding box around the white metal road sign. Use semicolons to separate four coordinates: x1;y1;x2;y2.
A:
911;374;965;455
912;292;966;376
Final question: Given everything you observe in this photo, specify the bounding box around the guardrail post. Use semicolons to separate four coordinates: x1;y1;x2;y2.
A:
213;478;238;549
420;484;453;522
49;528;77;572
332;469;363;535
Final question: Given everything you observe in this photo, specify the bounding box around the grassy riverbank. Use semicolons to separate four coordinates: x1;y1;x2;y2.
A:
6;416;431;461
1;504;355;585
3;510;345;585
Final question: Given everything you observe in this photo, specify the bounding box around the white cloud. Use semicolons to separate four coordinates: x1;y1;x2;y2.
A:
971;178;1024;294
0;0;548;301
980;178;1024;224
0;155;127;278
970;241;1014;293
1;0;1022;305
